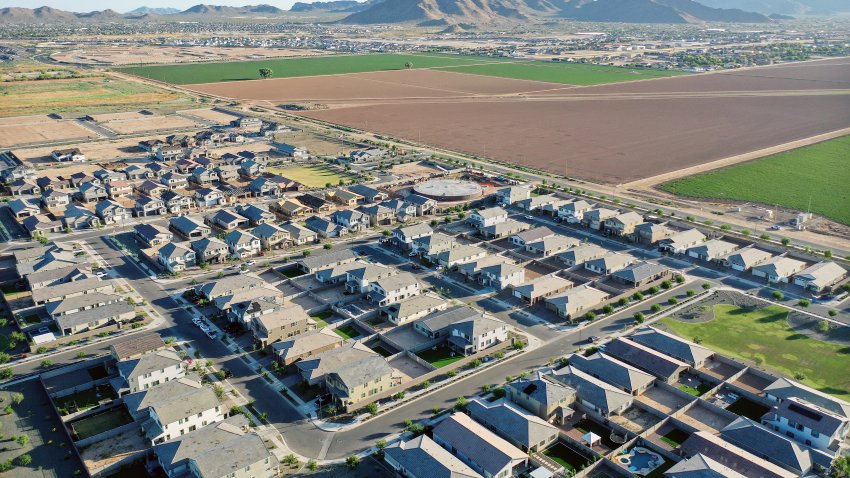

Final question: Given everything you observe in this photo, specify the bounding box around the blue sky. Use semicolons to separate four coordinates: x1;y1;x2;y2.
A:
3;0;304;12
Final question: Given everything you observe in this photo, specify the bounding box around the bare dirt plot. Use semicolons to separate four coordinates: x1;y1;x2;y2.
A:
16;136;156;164
100;115;201;134
302;93;850;184
52;46;328;66
0;117;99;147
85;111;148;122
178;107;241;124
185;68;564;103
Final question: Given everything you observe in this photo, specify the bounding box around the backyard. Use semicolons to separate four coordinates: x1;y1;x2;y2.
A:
725;397;770;421
658;428;689;448
542;442;592;472
333;325;361;340
660;135;850;226
70;406;133;440
266;165;355;188
310;310;334;328
416;345;464;368
55;384;118;415
661;304;850;400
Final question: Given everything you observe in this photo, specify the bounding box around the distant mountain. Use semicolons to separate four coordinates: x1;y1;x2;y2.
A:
127;6;181;14
290;0;371;12
178;4;286;15
341;0;772;24
0;6;76;22
697;0;850;14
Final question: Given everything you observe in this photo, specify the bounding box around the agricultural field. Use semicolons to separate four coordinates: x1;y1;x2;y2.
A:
116;53;508;85
661;304;850;401
660;135;850;226
438;61;684;85
0;77;191;117
266;164;355;188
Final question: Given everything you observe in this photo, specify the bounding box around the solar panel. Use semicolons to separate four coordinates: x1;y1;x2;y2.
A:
788;403;822;421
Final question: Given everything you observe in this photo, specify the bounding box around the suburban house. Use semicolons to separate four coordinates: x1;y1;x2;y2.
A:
665;454;746;478
761;397;850;454
659;228;707;254
497;185;532;205
239;160;266;177
348;184;387;203
724;247;774;271
194;187;225;208
51;148;86;162
510;226;555;247
190;167;219;186
558;200;593;223
272;328;345;366
295;343;397;408
558;244;608;267
134;223;173;248
432;413;527;478
206;209;249;231
191;237;229;264
106;180;133;200
513;275;574;304
545;285;609;320
548;365;634;417
62;204;101;229
328;189;364;207
459;256;525;290
585;253;634;274
610;262;671;287
113;348;186;395
603;211;645;237
161;190;194;213
367;272;420;306
467;399;560;452
629;327;714;368
95;200;131;225
250;304;313;348
52;296;134;337
235;204;274;226
22;215;63;238
137;180;167;198
481;219;529;239
505;376;576;424
526;235;579;257
721;417;833;476
252;223;290;250
134;196;167;217
344;263;397;294
195;274;267;302
271;198;311;219
687;239;739;262
274;142;309;159
516;194;559;212
604;337;689;384
679;431;799;478
305;215;347;238
158;243;196;273
793;261;847;293
358;204;394;226
567;352;655;395
404;194;436;216
414;306;508;355
331;209;368;232
169;216;210;239
225;230;261;259
467;207;508;229
11;179;40;197
582;208;619;230
384;294;447;325
432;244;487;269
77;182;108;202
393;222;433;249
110;333;167;361
751;256;808;283
160;172;189;190
412;232;455;256
248;177;280;197
280;222;317;246
348;148;384;162
8;198;40;218
298;194;335;214
384;435;483;478
634;222;675;244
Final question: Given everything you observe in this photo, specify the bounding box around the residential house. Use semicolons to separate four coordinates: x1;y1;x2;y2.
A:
62;204;101;229
252;223;290;251
611;261;671;287
161;190;193;214
271;198;311;219
250;304;313;348
721;417;833;476
664;453;749;478
110;333;167;361
280;221;317;245
160;172;189;190
194;187;225;208
159;243;196;273
147;163;175;178
298;194;335;214
10;179;40;196
54;299;135;336
93;169;126;183
225;230;261;259
384;435;483;478
793;261;847;293
679;431;799;478
414;306;508;355
526;235;580;257
404;194;436;216
582;208;619;230
156;144;184;161
134;223;173;248
113;348;185;395
751;256;808;283
191;237;229;264
763;378;850;420
124;165;153;181
139;139;165;153
274;143;309;160
272;328;345;366
630;327;714;368
331;209;368;232
382;198;417;222
545;285;609;320
137;180;168;198
215;164;240;182
603;211;644;237
235;204;274;226
134;196;167;217
297;249;358;274
25;264;90;289
687;239;739;262
496;185;532;206
344;263;398;294
432;413;527;478
106;180;132;200
295;343;393;397
723;247;774;271
467;399;560;452
95;200;131;225
583;252;634;276
77;182;107;202
31;277;114;305
566;352;655;395
467;207;508;229
604;337;689;384
558;200;593;223
328;189;363;207
634;222;675;245
481;219;528;239
248;177;279;197
305;215;347;238
239;160;265;178
358;204;394;226
516;194;559;212
513;275;573;304
412;232;455;257
348;184;387;203
660;228;707;254
393;222;432;249
169;216;210;239
368;272;420;306
510;226;555;247
195;273;266;302
190;167;219;186
348;148;384;162
384;294;448;325
8;198;40;218
558;244;607;267
51;148;85;162
459;257;525;290
761;397;850;454
505;376;575;423
206;209;249;231
22;215;63;238
432;244;487;269
548;366;634;417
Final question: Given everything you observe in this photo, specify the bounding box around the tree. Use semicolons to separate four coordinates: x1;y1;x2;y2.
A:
798;298;810;307
346;455;360;469
831;455;850;478
0;369;13;380
0;354;9;365
824;249;833;259
40;359;53;368
258;68;273;79
454;397;469;411
781;237;791;246
772;290;784;300
633;312;646;323
584;311;597;321
365;402;378;415
404;61;413;69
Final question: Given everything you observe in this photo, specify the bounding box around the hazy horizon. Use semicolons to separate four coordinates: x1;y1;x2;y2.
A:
0;0;329;12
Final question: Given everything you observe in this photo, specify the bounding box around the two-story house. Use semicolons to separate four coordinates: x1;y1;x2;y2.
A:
225;230;261;259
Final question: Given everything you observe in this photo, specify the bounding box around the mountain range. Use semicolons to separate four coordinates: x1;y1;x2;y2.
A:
3;0;835;25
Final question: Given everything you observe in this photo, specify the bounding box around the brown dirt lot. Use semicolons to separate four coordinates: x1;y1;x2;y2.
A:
100;115;200;134
0;117;99;147
186;69;565;103
178;107;241;124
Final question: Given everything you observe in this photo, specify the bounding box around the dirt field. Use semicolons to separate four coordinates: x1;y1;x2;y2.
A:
16;136;156;164
100;115;201;134
178;107;241;124
0;116;99;147
186;68;565;103
52;46;328;66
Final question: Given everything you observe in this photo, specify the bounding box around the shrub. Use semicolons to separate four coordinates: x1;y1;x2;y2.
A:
660;280;672;289
829;310;838;317
818;321;831;333
307;459;318;471
0;369;13;380
494;351;505;359
798;299;810;307
686;290;696;297
469;359;482;368
0;460;11;472
0;354;8;365
781;237;791;246
10;393;22;406
392;392;406;400
35;347;47;354
446;369;458;378
15;435;28;447
632;292;644;301
323;243;332;250
633;312;646;323
584;311;597;321
602;304;613;314
794;372;806;380
668;297;679;305
772;290;784;300
647;286;660;294
15;454;30;466
454;397;469;411
40;360;53;368
366;403;378;415
651;304;662;312
675;275;685;284
346;455;360;469
617;297;629;307
701;283;712;290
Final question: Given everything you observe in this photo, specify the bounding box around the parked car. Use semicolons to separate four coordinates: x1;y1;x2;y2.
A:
205;329;218;339
246;260;256;266
95;272;108;278
588;335;601;343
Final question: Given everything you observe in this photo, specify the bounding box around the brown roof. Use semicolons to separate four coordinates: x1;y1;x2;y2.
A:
110;333;166;360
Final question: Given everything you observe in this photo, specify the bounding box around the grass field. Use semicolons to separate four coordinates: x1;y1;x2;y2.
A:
0;77;191;117
267;165;354;188
660;135;850;225
116;53;507;85
333;325;360;340
661;304;850;400
416;346;464;368
439;61;684;85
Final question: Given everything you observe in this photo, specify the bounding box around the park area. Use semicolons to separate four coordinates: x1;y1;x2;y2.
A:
661;303;850;400
267;164;355;188
660;135;850;226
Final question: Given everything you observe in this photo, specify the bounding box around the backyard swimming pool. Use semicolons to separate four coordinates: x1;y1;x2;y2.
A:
614;446;663;475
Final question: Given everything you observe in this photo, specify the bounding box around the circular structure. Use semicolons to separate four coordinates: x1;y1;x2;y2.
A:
413;179;483;202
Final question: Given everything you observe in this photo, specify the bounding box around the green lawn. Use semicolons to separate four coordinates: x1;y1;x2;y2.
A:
658;428;689;447
267;165;354;189
678;383;712;396
333;325;360;340
279;267;306;279
55;385;117;415
70;407;133;440
542;442;591;471
660;135;850;226
439;61;684;85
416;346;464;368
661;304;850;400
310;310;333;328
115;53;507;84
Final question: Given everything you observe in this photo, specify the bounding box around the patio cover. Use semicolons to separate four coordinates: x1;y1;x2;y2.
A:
582;431;601;446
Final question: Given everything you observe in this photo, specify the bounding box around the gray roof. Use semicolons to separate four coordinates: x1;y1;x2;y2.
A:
611;261;669;283
154;416;268;476
584;252;634;271
236;204;272;222
763;378;850;418
55;301;134;331
208;209;248;226
297;248;357;271
280;221;316;241
482;219;528;236
724;247;773;269
191;236;228;255
771;397;848;437
25;264;90;287
449;315;506;345
513;275;573;299
752;256;807;278
664;453;746;478
271;328;344;361
794;261;846;289
117;348;182;382
384;435;482;478
545;285;608;316
225;229;258;246
170;215;209;235
467;399;559;449
418;306;481;334
396;222;433;238
567;352;655;393
687;239;738;259
630;327;714;366
680;431;797;478
252;223;288;240
296;342;378;383
134;223;171;242
432;413;525;477
512;226;554;243
506;377;575;409
548;366;633;415
721;417;825;474
472;207;507;219
526;235;580;254
662;228;706;248
604;337;689;380
45;291;121;316
196;273;265;299
347;263;396;283
111;333;166;360
305;215;339;234
386;294;445;319
159;242;193;261
329;353;395;393
558;244;607;265
372;272;419;293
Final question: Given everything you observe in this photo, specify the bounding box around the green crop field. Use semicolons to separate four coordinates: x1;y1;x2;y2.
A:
266;165;354;189
437;61;685;85
661;304;850;400
660;135;850;226
115;53;507;85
